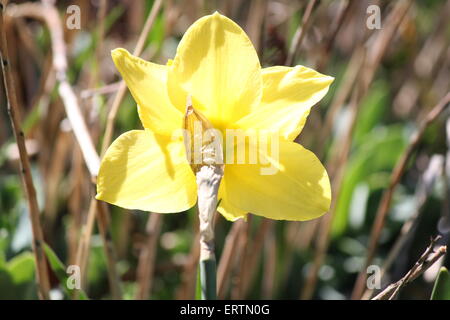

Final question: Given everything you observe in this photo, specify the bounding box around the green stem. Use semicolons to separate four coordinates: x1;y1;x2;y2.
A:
200;258;217;300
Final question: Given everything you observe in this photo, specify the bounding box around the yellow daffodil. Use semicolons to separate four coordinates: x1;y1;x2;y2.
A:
96;12;333;221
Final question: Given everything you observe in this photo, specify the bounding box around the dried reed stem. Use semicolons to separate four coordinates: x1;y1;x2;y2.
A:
362;155;444;299
239;219;273;298
7;1;100;176
303;0;413;299
135;213;163;300
8;2;100;176
286;0;317;66
352;92;450;299
217;220;245;298
7;1;124;298
372;237;447;300
75;199;98;288
0;0;50;300
96;202;122;299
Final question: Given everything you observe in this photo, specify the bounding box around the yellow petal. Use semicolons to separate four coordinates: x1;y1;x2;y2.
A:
223;139;331;221
96;130;197;213
217;177;247;221
111;48;182;136
167;12;262;129
236;66;333;141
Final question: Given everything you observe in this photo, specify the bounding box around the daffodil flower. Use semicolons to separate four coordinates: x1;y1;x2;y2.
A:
96;12;333;222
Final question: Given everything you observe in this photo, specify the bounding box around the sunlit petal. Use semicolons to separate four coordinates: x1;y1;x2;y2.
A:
167;12;262;129
217;177;247;221
96;130;197;213
236;66;333;140
223;139;331;221
111;48;182;135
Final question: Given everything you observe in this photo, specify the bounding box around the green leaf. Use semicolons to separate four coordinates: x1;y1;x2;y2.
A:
353;80;389;146
0;252;37;299
43;243;88;300
431;267;450;300
7;252;35;284
195;266;202;300
332;125;408;236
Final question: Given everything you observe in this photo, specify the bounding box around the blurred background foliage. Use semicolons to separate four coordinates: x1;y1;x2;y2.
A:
0;0;449;300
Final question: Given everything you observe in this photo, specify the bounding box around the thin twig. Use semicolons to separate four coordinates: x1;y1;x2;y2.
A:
439;118;450;234
245;0;267;54
352;92;450;299
176;230;200;299
94;0;107;85
80;81;122;100
372;237;447;300
286;0;317;66
301;0;414;299
316;0;355;71
135;213;163;300
96;202;122;299
0;0;51;300
231;216;253;299
75;198;98;290
262;227;276;298
239;218;273;298
7;1;100;177
317;46;365;159
217;220;245;298
7;1;123;299
362;154;445;299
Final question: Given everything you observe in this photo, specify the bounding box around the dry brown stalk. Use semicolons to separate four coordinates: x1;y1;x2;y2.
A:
317;46;366;159
280;220;319;288
75;198;98;289
176;230;200;299
135;213;163;300
372;237;447;300
245;0;268;54
302;0;413;300
262;227;276;298
81;81;122;100
96;201;122;299
94;0;107;85
352;91;450;299
6;1;124;299
316;0;355;71
0;0;51;300
238;218;273;298
6;1;100;177
286;0;317;66
362;154;445;299
217;220;245;298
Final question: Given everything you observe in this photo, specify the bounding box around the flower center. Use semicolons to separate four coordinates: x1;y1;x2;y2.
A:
183;96;224;173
